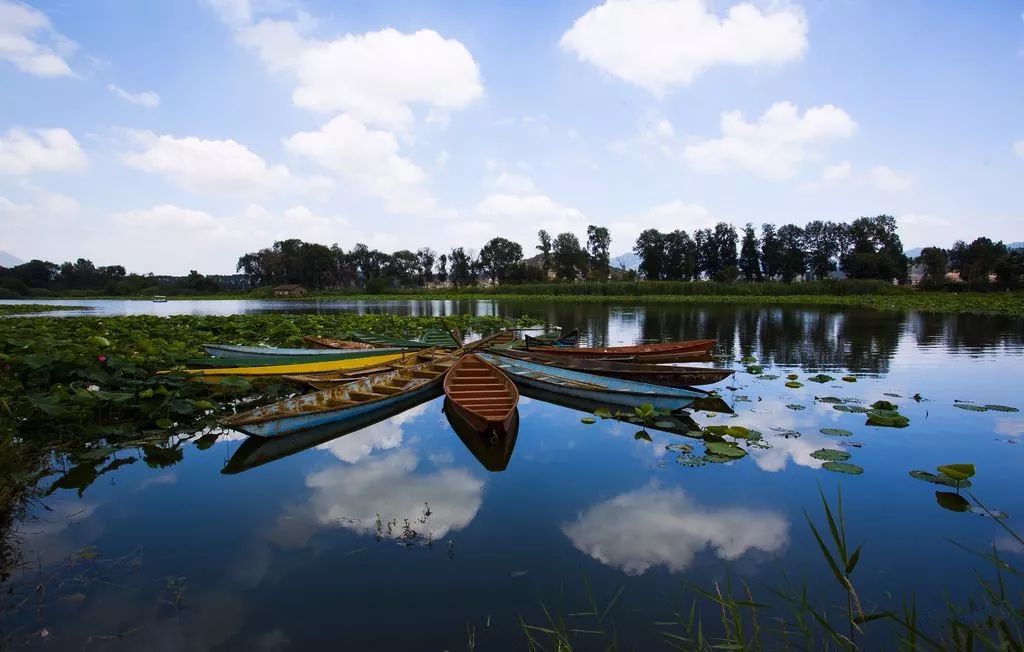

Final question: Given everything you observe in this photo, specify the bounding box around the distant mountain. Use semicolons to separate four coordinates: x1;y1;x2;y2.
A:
611;252;639;270
0;251;23;268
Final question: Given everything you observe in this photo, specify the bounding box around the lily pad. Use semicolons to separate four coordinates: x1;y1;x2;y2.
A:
820;428;853;437
822;462;864;475
984;404;1019;413
786;374;799;380
785;381;804;389
666;443;693;454
909;470;972;488
746;365;764;375
786;404;806;411
871;400;899;411
705;441;747;459
816;396;844;404
634;430;652;441
954;403;987;412
811;448;851;462
593;407;613;419
937;463;975;481
834;404;871;414
883;392;901;398
807;374;835;384
866;409;910;427
841;376;857;382
580;417;596;424
758;374;780;380
935;491;970;512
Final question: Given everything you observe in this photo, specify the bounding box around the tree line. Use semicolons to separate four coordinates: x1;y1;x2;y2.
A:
0;258;225;298
916;238;1024;285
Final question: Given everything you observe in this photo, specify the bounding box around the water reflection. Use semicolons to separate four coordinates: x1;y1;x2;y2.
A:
444;399;519;472
562;483;789;575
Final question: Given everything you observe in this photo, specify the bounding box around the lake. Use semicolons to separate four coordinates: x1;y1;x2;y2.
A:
3;299;1024;650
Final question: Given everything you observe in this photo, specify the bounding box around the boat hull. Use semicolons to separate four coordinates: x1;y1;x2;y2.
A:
477;353;706;411
184;352;409;379
444;399;519;472
443;354;519;435
490;349;732;387
203;344;408;359
522;338;716;360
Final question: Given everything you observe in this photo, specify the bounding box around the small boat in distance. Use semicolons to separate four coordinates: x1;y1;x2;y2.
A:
522;338;716;363
443;353;519;436
491;348;733;387
152;295;167;303
221;353;457;437
477;352;707;411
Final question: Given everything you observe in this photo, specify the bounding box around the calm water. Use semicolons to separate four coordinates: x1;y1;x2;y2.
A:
4;300;1024;650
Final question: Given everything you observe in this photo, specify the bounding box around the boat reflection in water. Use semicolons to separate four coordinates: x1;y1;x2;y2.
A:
443;398;519;472
222;385;443;474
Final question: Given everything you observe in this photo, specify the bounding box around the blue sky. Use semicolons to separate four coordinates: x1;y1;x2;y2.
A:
1;0;1022;274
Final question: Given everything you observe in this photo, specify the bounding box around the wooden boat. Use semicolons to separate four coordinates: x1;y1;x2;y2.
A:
179;351;410;380
490;349;733;387
185;351;391;368
443;354;519;435
462;329;517;351
203;343;408;359
223;385;443;473
524;329;579;348
221;353;457;437
302;336;376;350
443;398;518;472
281;348;451;389
476;352;706;411
522;338;716;362
419;327;460;347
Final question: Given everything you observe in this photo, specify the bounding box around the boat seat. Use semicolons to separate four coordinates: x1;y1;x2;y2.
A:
348;391;387;400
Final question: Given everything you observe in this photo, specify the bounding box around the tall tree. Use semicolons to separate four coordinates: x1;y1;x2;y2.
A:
916;247;948;283
586;225;611;280
713;222;739;279
436;253;448;285
738;224;762;281
949;237;1008;283
449;247;475;287
634;229;667;280
552;232;587;281
416;248;436;286
694;228;715;279
536;230;552;277
841;215;908;281
478;237;524;284
804;220;843;280
664;230;697;281
760;223;783;280
777;224;806;282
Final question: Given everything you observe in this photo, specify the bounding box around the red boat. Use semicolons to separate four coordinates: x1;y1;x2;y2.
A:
522;338;716;362
443;353;519;435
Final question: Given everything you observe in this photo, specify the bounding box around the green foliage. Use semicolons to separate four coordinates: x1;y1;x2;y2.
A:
936;463;975;482
866;409;910;427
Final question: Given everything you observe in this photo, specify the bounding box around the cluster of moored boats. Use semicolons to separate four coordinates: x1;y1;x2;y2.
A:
180;328;731;440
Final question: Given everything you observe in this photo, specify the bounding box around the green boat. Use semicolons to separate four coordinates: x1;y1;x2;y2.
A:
350;328;458;349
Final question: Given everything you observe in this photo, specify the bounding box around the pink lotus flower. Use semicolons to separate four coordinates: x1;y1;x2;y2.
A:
97;355;107;363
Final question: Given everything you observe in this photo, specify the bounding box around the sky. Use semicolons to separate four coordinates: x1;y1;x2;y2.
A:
0;0;1022;275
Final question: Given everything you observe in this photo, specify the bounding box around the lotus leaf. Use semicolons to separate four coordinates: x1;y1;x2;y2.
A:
935;491;970;512
810;448;851;462
580;417;596;424
746;365;764;375
820;428;853;437
593;407;612;419
909;470;971;488
866;409;909;427
834;404;871;414
937;463;975;481
785;381;804;389
842;376;857;382
822;462;864;475
786;374;799;380
984;404;1018;412
807;374;835;384
871;400;899;411
705;441;747;459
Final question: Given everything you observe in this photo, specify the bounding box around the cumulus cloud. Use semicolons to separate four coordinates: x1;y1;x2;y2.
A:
284;114;434;213
821;161;852;184
0;0;75;76
476;193;586;234
563;484;789;575
108;84;161;108
210;3;483;130
123;130;291;195
0;127;87;175
868;165;914;192
683;101;856;180
315;403;429;463
560;0;807;94
268;449;485;549
609;111;681;158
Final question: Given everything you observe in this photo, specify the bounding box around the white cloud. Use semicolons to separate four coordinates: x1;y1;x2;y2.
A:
112;204;220;230
315;403;428;463
560;0;807;94
610;111;680;158
477;193;585;226
868;165;914;192
610;199;717;247
123;130;291;195
490;171;538;194
683;101;856;180
108;84;161;108
0;127;87;175
821;161;852;183
1015;140;1024;158
268;449;484;549
0;0;75;76
563;484;789;575
284;114;434;213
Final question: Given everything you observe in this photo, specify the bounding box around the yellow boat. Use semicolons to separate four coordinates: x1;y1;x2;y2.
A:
178;351;411;381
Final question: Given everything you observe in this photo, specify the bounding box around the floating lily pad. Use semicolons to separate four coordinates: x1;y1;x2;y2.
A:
909;470;972;488
816;396;844;404
703;454;735;464
580;417;596;424
746;365;764;375
704;425;760;441
935;491;970;512
758;374;780;380
984;404;1019;413
705;441;747;459
954;403;987;412
937;463;975;481
653;420;676;429
786;374;799;380
820;428;853;437
811;448;851;462
786;404;806;410
822;461;864;475
634;430;652;441
833;404;871;414
871;400;899;411
785;381;804;389
883;392;901;398
666;443;693;454
593;408;612;419
842;376;857;382
807;374;835;384
866;409;909;427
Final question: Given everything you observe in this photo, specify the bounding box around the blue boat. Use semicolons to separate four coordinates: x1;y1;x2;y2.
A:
203;343;408;359
476;352;707;411
221;354;456;438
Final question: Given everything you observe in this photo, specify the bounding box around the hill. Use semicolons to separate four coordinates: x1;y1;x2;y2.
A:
0;251;24;268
